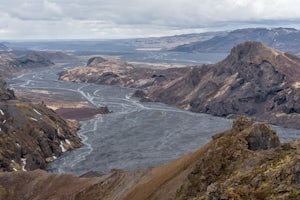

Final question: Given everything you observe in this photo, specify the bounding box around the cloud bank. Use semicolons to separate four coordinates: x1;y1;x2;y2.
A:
1;0;300;39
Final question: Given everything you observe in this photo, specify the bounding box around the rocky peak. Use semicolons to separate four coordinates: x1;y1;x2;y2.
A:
148;42;300;129
226;41;279;66
0;117;299;200
232;115;254;132
0;80;15;101
0;77;80;172
87;56;107;66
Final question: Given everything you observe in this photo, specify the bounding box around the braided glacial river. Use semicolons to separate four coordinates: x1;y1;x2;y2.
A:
9;64;300;176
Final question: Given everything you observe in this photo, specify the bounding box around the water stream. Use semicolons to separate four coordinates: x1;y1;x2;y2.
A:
9;64;300;176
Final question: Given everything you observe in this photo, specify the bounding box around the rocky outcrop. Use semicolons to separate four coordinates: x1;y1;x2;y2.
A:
0;76;82;172
174;117;299;200
0;100;82;172
0;116;300;199
172;27;300;54
59;56;189;90
149;41;300;129
0;117;297;199
0;81;15;101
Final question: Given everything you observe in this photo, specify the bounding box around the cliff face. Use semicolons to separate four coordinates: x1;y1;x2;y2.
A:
0;116;299;200
149;41;300;129
0;99;82;172
59;56;189;90
0;50;82;172
0;73;81;172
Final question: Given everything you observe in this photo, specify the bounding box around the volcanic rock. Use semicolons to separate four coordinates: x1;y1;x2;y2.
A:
0;116;300;199
0;77;81;172
149;41;300;128
59;56;189;90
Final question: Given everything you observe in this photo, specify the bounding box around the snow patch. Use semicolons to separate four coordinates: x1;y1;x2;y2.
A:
53;156;57;160
21;158;27;172
293;82;300;89
0;109;4;115
65;139;71;145
2;120;6;124
30;117;38;122
13;168;17;171
60;141;66;152
33;109;42;116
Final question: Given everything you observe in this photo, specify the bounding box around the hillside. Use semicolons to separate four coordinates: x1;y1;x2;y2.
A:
0;116;299;199
149;41;300;129
59;56;190;90
0;51;54;79
0;79;82;172
123;31;226;50
0;43;10;52
0;51;82;172
172;28;300;54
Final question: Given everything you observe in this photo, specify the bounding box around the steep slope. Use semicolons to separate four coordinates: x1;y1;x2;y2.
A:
0;80;82;172
0;55;81;171
172;28;300;54
0;116;300;199
149;41;300;129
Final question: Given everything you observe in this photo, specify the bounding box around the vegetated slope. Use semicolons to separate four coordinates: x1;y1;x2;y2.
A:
172;27;300;54
59;56;189;90
0;80;81;172
0;116;300;199
149;41;300;129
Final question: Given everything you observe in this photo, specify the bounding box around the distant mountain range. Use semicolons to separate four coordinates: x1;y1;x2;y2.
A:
123;31;227;50
0;43;10;51
172;28;300;54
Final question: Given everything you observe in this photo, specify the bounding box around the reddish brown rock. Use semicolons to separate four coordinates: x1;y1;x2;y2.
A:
0;117;300;200
148;41;300;129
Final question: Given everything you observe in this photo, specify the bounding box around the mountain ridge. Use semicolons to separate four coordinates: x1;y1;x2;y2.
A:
0;116;300;199
149;41;300;129
172;28;300;54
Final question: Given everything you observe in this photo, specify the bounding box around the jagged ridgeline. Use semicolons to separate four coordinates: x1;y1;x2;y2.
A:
0;116;300;199
149;41;300;129
0;80;81;172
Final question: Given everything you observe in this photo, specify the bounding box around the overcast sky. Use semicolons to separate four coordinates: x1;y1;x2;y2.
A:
1;0;300;40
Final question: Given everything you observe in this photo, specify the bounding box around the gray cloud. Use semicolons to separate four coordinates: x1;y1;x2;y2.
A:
1;0;300;39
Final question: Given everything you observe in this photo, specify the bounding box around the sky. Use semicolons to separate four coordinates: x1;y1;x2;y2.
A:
1;0;300;40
